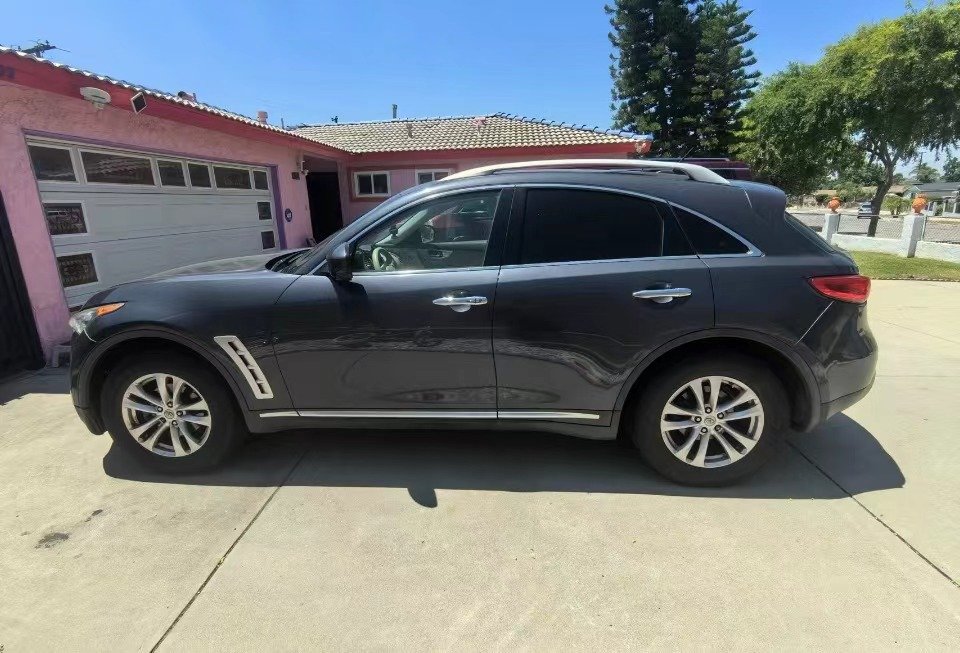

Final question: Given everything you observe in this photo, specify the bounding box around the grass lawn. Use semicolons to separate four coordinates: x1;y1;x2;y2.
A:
850;251;960;281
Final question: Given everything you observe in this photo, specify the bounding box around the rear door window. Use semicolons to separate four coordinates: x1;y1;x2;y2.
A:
520;189;672;264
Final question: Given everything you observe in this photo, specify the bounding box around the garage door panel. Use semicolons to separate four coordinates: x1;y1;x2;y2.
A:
30;139;283;310
41;190;273;242
55;224;276;307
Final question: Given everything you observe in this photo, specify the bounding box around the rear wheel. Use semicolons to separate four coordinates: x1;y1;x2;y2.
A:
631;356;788;485
101;354;245;472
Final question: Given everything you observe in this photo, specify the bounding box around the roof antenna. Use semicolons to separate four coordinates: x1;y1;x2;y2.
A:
18;39;65;57
678;145;696;162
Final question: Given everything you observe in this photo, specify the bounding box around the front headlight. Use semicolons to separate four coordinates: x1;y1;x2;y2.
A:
68;303;125;335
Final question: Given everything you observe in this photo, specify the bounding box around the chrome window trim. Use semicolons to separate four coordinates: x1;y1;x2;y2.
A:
351;265;493;277
499;254;701;271
213;335;274;399
259;409;601;421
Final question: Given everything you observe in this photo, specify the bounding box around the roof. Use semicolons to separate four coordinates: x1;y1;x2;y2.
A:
291;113;647;153
0;46;335;149
912;182;960;192
445;159;729;184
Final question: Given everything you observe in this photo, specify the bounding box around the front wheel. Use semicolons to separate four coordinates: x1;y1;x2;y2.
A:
631;356;788;486
101;354;245;473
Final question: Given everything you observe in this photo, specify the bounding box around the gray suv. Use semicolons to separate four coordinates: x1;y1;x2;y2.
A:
69;160;876;485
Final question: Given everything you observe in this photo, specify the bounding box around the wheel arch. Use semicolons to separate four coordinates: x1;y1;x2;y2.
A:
615;329;821;434
77;329;249;433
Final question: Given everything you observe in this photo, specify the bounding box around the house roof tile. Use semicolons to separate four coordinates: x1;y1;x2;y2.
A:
291;114;647;153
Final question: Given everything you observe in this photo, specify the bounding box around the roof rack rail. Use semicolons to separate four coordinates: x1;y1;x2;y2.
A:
444;159;730;184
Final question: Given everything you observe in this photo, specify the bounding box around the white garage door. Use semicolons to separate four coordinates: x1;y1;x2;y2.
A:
27;138;280;308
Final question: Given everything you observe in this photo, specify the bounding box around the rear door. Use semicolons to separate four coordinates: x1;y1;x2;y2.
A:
492;186;714;422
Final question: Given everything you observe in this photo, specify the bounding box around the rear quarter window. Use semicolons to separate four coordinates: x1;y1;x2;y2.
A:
673;207;749;255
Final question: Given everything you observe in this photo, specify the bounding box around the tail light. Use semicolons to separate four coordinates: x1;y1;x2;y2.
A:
809;275;871;304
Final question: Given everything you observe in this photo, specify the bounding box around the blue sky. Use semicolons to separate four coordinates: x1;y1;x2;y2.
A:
2;0;935;130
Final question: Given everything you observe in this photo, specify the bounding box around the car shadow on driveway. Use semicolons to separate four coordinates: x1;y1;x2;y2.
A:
102;414;904;507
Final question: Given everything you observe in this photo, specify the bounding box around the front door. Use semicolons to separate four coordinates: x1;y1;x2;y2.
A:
492;187;715;420
272;188;511;413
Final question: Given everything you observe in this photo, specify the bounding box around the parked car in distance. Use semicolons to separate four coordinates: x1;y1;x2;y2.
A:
857;201;875;216
69;159;876;486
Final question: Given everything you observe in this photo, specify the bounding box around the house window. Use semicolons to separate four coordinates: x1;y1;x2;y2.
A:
44;203;87;235
253;170;269;190
81;151;155;185
158;160;186;187
261;230;276;249
56;253;98;287
188;163;212;187
214;166;252;189
354;171;390;197
416;169;451;185
257;201;272;221
28;144;77;182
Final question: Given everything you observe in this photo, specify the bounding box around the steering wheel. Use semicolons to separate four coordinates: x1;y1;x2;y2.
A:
371;247;402;271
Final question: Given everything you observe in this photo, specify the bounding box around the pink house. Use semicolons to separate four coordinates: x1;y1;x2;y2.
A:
0;47;643;375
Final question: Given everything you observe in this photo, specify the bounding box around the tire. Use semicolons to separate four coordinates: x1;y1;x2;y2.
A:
101;353;245;473
630;355;788;486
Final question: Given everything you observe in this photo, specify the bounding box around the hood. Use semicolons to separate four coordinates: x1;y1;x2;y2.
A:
148;249;307;278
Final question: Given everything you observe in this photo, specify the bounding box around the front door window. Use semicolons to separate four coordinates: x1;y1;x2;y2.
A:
352;191;501;272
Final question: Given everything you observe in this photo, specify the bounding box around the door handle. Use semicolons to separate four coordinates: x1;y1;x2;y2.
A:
433;295;488;312
632;288;692;304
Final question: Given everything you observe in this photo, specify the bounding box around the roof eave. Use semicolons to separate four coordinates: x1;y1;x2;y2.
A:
0;50;349;160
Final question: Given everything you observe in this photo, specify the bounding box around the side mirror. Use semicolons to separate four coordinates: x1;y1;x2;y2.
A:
326;243;353;282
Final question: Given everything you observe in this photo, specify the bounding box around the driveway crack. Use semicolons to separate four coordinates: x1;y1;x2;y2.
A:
789;441;959;591
149;445;311;652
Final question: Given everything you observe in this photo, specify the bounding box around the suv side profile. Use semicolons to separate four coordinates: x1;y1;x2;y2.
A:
69;160;877;485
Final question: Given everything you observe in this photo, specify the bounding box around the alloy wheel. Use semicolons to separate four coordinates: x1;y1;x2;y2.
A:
660;375;764;468
121;373;212;457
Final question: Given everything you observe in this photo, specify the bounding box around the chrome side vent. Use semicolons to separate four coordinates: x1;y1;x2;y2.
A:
213;335;274;399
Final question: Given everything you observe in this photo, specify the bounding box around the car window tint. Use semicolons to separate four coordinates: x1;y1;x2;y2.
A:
673;207;749;255
352;191;500;272
520;189;663;264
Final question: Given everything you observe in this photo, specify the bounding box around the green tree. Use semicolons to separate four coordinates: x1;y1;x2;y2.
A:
607;0;701;156
736;2;960;235
691;0;761;156
911;162;941;183
835;154;885;187
943;154;960;182
734;63;834;195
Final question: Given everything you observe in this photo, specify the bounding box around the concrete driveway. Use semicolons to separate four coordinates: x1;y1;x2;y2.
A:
2;280;959;651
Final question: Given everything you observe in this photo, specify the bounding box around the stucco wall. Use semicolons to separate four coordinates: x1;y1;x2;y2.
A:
340;150;631;223
0;83;325;358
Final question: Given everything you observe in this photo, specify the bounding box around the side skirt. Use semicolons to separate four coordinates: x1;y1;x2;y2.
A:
243;409;620;441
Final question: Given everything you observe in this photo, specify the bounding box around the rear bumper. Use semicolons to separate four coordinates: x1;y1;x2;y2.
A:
818;375;874;424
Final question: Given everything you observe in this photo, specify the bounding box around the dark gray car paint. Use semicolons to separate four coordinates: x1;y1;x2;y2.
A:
71;168;877;441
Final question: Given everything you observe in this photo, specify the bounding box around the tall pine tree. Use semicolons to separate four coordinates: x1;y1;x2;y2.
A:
607;0;758;157
607;0;699;156
691;0;760;156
